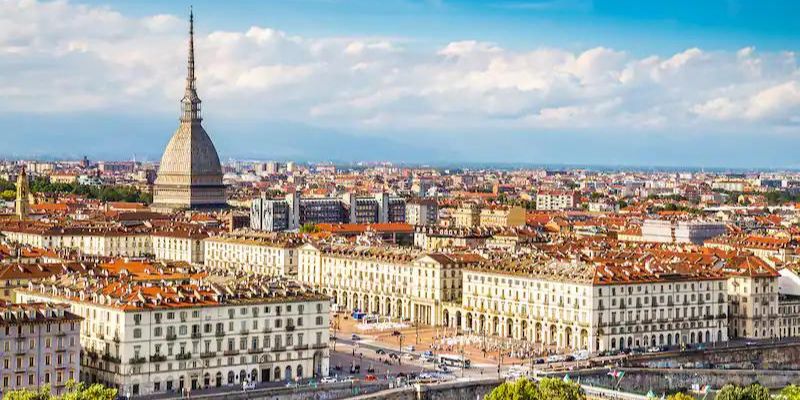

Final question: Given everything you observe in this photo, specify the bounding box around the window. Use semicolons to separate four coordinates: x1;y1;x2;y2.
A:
133;328;142;339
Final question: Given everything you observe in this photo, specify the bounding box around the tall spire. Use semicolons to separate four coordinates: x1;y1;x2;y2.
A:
181;6;202;123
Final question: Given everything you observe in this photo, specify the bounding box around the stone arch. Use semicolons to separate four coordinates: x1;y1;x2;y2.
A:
521;320;528;340
565;327;573;349
297;364;304;379
580;329;589;350
443;309;451;328
535;322;542;343
549;325;557;346
313;351;324;377
284;366;293;381
506;318;513;338
455;311;462;330
274;367;281;381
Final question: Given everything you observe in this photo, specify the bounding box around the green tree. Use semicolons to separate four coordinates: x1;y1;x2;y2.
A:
485;378;540;400
299;223;318;233
780;385;800;400
3;380;116;400
58;381;117;400
716;384;770;400
1;190;15;201
485;378;584;400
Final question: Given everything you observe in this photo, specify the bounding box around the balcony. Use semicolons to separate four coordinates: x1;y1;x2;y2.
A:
215;330;225;338
248;348;263;354
312;343;328;350
239;329;250;336
294;344;309;350
129;356;146;365
149;354;167;363
223;350;239;356
101;354;121;364
166;333;177;341
200;352;216;359
263;328;273;333
176;352;192;361
191;332;202;339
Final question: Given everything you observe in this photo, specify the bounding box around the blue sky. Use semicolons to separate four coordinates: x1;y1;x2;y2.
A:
83;0;800;54
2;0;800;167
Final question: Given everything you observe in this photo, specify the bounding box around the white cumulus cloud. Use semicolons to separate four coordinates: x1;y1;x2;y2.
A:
1;0;800;134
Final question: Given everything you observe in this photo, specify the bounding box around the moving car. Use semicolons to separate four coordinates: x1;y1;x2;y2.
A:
320;377;337;384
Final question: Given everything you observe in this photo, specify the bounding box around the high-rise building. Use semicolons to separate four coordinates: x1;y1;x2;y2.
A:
152;10;226;212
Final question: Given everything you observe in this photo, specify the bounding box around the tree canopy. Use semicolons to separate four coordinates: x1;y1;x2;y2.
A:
3;380;116;400
715;384;771;400
485;378;585;400
667;393;695;400
0;178;151;204
780;385;800;400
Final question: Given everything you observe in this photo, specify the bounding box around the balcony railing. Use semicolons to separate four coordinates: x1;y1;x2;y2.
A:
166;333;177;341
215;330;225;337
175;353;192;361
200;352;216;359
223;350;239;356
129;356;146;365
286;326;295;332
149;354;167;362
191;332;202;339
101;354;121;364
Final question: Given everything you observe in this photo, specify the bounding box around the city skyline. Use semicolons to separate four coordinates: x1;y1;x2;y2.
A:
3;0;800;167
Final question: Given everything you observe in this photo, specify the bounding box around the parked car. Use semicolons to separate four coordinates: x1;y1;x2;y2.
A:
646;346;661;353
392;330;402;336
242;381;255;391
376;349;386;355
351;334;361;341
320;377;337;384
365;375;378;382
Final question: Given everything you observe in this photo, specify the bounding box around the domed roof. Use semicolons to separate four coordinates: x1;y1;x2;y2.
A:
156;122;222;181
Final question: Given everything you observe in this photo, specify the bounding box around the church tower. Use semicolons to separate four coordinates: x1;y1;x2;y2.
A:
15;167;30;220
152;9;226;213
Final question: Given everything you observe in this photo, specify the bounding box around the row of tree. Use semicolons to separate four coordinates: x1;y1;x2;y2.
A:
485;378;585;400
485;380;800;400
0;177;152;204
3;380;116;400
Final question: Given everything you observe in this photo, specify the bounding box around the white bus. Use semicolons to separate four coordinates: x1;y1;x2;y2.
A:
436;354;471;369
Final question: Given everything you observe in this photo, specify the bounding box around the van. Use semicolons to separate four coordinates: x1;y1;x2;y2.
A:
573;350;590;361
402;346;415;352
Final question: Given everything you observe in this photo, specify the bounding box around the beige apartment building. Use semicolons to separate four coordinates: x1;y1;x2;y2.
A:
16;263;329;397
204;231;302;276
449;255;729;352
297;243;481;326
